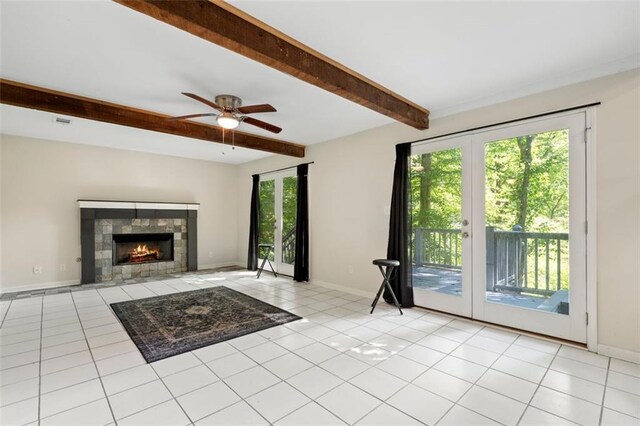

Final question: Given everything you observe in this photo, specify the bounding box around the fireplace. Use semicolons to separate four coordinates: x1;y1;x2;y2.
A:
112;233;174;265
79;200;198;283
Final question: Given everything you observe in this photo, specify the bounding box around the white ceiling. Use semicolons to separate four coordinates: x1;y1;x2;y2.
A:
1;1;638;164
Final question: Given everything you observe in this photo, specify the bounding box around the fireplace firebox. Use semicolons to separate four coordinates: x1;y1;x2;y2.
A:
112;233;174;266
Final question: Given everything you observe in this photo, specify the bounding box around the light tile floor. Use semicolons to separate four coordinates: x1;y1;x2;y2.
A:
1;270;639;426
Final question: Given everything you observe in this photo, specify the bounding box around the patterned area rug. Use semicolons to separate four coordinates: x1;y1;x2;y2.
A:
111;286;301;363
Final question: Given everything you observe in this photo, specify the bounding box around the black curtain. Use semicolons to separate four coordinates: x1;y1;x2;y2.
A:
293;164;309;282
384;143;414;307
247;174;260;271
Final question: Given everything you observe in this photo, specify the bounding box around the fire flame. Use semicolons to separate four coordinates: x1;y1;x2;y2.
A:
128;244;160;262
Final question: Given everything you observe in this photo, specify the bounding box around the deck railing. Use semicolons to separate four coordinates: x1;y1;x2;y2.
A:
413;228;462;269
413;227;568;296
282;228;296;265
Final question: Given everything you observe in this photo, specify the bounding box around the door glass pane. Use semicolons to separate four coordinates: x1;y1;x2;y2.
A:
258;179;275;261
484;130;570;315
411;148;463;296
281;176;298;266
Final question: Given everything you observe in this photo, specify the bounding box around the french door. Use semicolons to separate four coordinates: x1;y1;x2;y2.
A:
411;112;588;343
258;171;297;276
411;136;473;317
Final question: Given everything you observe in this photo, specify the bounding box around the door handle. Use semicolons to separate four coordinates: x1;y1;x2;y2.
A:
462;232;470;239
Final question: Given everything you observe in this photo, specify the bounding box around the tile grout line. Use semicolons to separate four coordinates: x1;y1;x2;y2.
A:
513;339;561;425
311;317;464;425
70;288;118;425
189;336;274;425
8;292;398;416
37;296;44;426
169;302;274;424
431;323;502;426
152;360;211;425
80;283;201;423
515;341;609;425
440;332;611;397
6;274;625;426
122;278;270;425
598;357;612;425
0;299;13;328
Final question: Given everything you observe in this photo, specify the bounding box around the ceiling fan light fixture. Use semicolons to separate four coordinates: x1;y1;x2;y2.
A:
217;112;239;130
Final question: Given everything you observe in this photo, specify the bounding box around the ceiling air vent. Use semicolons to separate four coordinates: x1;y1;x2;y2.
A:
53;117;72;125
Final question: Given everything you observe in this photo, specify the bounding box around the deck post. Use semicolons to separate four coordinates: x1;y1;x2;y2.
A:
486;226;496;291
414;228;425;266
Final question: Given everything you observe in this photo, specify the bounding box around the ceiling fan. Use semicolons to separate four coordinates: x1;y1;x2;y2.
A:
169;93;282;134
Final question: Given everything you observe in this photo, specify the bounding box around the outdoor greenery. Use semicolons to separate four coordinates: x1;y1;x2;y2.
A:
410;130;571;292
485;130;569;233
258;176;297;263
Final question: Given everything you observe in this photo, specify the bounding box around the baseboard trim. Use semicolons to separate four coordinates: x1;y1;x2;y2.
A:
598;344;640;364
0;262;244;295
311;279;372;299
198;261;243;270
1;279;81;294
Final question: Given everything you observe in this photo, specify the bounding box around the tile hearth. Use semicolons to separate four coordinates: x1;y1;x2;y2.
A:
0;271;638;426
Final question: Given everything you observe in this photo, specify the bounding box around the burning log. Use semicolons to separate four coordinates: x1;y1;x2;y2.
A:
127;244;161;263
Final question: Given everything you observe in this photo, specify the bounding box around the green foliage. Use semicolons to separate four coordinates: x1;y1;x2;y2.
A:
282;176;297;236
485;130;568;232
410;130;569;233
258;176;298;263
410;148;462;229
410;130;571;291
258;180;275;259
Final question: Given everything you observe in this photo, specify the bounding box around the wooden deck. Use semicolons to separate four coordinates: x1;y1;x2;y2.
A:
412;266;567;312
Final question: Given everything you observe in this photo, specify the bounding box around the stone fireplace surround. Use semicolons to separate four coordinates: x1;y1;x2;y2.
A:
79;201;198;284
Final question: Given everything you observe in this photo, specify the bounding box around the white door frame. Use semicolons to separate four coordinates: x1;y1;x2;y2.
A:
259;169;296;276
412;109;597;347
471;112;587;343
412;136;473;317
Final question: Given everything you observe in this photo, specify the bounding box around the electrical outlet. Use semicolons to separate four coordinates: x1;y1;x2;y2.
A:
384;205;391;215
209;251;214;258
348;265;354;274
59;264;66;272
33;265;42;274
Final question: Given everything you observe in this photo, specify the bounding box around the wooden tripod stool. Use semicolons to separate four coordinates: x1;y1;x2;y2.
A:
370;259;403;315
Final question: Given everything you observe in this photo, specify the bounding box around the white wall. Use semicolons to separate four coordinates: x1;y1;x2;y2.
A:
1;70;637;357
0;135;239;292
236;70;640;356
0;138;3;287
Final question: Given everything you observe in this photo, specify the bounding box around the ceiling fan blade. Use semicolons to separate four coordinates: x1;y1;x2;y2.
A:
182;93;224;111
168;113;218;121
243;116;282;134
237;104;277;114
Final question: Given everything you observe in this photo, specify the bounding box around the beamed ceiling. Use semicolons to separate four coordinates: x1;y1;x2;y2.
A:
1;1;638;164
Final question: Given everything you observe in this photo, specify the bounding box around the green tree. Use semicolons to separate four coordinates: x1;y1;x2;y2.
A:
258;177;298;263
485;130;568;233
410;148;462;230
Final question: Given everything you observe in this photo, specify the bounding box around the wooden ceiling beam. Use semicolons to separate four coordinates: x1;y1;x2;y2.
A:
0;79;305;158
113;0;430;130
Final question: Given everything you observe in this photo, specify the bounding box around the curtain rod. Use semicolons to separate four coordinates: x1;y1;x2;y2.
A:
402;102;601;146
258;161;315;176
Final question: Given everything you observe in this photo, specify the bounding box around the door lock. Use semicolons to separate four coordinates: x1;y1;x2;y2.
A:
462;219;469;226
462;232;470;239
